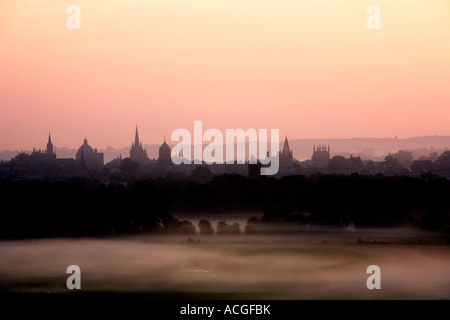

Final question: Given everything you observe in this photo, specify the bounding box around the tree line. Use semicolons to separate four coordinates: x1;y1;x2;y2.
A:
0;173;449;239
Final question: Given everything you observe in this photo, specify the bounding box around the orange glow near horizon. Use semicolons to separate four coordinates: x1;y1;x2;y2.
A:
1;0;449;150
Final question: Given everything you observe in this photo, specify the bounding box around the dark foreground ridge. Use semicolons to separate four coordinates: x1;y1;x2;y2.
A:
1;174;449;239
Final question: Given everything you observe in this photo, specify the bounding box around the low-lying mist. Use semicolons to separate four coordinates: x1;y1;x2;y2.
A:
0;231;449;299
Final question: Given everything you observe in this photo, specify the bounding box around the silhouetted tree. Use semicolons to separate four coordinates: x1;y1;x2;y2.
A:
198;219;214;234
189;166;214;183
216;220;241;234
328;156;347;174
392;150;414;168
438;151;450;169
245;216;263;234
1;173;450;239
411;160;439;173
166;219;196;234
384;154;398;166
119;158;139;178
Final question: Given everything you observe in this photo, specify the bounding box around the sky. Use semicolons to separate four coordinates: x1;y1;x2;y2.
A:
1;0;449;150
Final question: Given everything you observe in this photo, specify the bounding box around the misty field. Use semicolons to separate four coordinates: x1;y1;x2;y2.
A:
0;230;449;299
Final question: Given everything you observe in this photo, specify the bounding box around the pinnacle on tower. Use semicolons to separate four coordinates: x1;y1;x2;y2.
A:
135;125;140;146
282;135;290;154
47;131;54;155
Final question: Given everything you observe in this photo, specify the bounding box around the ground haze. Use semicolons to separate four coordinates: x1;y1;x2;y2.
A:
1;230;448;299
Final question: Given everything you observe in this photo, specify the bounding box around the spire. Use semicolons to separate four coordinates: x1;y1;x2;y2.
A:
161;136;169;148
47;131;54;155
282;135;290;154
134;125;140;146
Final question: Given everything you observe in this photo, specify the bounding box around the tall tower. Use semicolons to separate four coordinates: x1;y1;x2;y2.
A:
134;125;140;147
312;144;330;167
31;132;56;159
281;135;293;159
279;135;294;174
158;136;172;166
46;132;54;155
130;125;148;165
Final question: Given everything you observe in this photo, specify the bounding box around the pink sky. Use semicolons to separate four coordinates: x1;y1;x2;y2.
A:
1;0;449;150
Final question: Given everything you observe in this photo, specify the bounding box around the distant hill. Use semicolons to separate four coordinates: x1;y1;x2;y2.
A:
289;136;450;161
2;136;450;163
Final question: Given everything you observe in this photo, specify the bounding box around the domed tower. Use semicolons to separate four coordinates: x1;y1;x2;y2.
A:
158;137;172;166
76;138;94;162
76;138;104;168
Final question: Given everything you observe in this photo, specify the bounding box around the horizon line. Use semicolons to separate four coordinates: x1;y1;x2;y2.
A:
2;134;450;151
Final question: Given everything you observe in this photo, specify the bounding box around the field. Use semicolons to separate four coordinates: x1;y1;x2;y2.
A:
1;228;448;299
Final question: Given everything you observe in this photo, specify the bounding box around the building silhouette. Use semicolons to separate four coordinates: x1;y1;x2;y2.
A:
158;137;173;167
4;133;81;179
312;145;330;167
248;160;263;178
31;132;56;159
130;126;148;166
278;135;294;174
76;138;104;168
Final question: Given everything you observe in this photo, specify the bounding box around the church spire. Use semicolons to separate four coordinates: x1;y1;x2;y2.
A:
135;125;140;146
130;125;148;165
282;135;290;154
47;131;54;155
